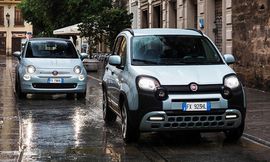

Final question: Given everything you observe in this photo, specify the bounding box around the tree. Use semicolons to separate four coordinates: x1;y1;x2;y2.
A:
78;16;103;58
100;8;133;50
78;7;133;52
18;0;112;36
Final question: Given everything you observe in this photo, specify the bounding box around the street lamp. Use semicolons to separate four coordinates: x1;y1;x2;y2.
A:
6;13;10;27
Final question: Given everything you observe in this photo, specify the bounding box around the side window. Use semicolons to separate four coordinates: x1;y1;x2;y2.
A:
112;37;123;55
119;37;127;66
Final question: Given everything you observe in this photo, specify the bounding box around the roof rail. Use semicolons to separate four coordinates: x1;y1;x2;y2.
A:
123;28;134;36
185;28;204;36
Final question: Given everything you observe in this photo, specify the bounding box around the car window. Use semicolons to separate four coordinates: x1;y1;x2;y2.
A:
112;36;127;67
25;40;78;58
112;37;123;55
132;35;223;65
119;37;127;66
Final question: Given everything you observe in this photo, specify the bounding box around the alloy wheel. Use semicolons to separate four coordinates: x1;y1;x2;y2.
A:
121;104;128;139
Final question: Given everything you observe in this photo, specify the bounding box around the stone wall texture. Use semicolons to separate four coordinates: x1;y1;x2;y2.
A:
233;0;270;90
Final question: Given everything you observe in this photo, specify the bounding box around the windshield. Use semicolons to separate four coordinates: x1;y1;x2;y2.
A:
132;35;223;65
25;40;78;58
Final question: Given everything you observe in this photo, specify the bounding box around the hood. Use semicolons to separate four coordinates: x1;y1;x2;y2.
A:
132;65;235;85
23;58;83;69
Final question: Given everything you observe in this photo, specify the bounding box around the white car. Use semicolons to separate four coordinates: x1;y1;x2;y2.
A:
102;28;246;142
13;38;88;99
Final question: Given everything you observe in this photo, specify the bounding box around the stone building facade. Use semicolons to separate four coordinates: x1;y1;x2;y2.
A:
232;0;270;90
128;0;232;54
0;0;33;56
128;0;270;90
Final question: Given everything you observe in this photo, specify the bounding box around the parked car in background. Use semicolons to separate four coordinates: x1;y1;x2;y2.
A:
102;28;246;142
13;38;88;99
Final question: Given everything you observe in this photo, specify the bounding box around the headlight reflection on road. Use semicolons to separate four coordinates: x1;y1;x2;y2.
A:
73;108;82;147
23;118;33;150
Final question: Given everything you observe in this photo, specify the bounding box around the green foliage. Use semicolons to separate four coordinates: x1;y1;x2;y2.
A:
78;16;103;56
18;0;111;36
19;0;132;52
78;7;133;51
100;8;133;49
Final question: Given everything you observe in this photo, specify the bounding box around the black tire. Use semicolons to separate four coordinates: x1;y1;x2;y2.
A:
224;122;244;141
103;90;117;123
77;91;86;100
121;100;140;143
15;76;26;99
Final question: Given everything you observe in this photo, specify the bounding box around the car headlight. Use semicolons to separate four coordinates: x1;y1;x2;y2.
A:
27;65;36;74
137;76;160;91
74;65;81;74
224;75;240;89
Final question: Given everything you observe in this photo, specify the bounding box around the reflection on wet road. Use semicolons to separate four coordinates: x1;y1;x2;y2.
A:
16;74;270;162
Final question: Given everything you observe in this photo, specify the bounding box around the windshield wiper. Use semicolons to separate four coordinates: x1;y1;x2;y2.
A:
132;59;159;64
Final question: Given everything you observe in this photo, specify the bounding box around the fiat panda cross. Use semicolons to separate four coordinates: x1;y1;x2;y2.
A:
102;28;246;142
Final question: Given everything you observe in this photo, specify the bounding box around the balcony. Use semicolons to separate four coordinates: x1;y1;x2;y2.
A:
0;0;21;4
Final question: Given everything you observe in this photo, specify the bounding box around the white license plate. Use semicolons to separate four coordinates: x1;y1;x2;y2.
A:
48;78;63;84
182;102;211;111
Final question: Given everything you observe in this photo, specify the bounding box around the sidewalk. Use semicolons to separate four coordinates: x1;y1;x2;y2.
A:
244;88;270;146
0;55;20;161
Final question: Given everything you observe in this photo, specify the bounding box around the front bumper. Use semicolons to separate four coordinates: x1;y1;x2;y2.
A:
20;74;87;93
135;84;246;132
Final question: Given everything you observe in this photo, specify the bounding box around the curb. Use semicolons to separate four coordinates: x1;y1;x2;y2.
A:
243;133;270;148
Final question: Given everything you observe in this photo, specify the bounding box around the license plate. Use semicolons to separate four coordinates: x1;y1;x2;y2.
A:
48;78;63;84
182;102;211;111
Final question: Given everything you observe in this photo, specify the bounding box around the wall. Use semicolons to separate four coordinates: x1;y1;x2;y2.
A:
232;0;270;90
0;1;33;55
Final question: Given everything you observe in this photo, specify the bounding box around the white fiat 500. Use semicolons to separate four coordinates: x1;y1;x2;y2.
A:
13;38;88;99
102;29;246;142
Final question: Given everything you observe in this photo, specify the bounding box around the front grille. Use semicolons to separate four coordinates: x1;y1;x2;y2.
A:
150;114;230;129
39;71;70;74
162;84;223;94
32;83;77;89
164;115;224;128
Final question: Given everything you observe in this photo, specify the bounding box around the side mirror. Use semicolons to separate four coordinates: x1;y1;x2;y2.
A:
223;54;235;65
80;53;88;60
109;55;121;66
13;51;21;60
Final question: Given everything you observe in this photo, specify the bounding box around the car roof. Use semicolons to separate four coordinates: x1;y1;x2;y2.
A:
125;28;203;37
28;37;72;42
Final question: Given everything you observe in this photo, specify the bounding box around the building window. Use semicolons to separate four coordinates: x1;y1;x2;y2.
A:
153;5;161;28
141;9;149;28
168;1;177;28
14;7;24;26
0;6;4;26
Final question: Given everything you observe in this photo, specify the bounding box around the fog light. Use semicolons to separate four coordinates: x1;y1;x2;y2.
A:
226;114;238;119
155;87;168;100
78;74;85;81
23;74;31;81
149;116;164;121
222;87;232;99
